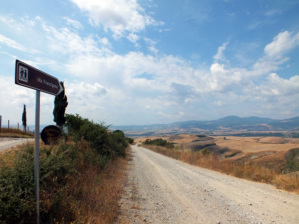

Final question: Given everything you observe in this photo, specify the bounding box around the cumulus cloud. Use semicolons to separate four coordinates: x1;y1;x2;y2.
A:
127;33;139;44
42;24;105;55
0;76;46;125
42;25;299;122
67;81;107;102
70;0;157;38
242;73;299;117
3;15;298;124
258;73;299;97
264;31;299;58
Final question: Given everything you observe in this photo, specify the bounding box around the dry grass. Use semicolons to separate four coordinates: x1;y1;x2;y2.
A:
142;144;299;194
0;127;34;138
82;156;128;223
54;146;130;224
0;140;35;163
0;139;130;223
214;136;299;153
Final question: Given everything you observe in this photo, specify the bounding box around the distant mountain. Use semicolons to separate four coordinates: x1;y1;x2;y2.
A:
112;116;299;135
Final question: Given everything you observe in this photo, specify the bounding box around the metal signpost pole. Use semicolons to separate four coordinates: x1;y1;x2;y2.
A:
15;59;63;224
0;115;2;132
35;90;40;224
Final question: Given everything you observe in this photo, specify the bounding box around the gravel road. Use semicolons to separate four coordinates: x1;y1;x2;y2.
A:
0;138;33;152
116;145;299;224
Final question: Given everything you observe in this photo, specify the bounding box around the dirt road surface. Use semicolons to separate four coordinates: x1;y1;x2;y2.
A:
117;145;299;224
0;138;33;152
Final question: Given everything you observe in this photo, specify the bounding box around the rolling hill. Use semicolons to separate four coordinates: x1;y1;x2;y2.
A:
113;116;299;137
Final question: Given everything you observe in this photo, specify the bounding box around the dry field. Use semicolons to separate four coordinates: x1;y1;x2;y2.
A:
136;134;299;172
214;136;299;172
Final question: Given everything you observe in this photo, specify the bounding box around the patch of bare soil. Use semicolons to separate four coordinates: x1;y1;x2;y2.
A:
0;138;34;153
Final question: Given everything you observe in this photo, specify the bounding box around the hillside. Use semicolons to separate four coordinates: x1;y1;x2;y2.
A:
113;116;299;137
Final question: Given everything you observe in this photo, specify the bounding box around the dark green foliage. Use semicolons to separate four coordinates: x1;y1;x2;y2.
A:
0;146;35;223
126;137;134;144
53;81;68;127
0;114;128;223
109;130;128;158
285;148;299;172
143;138;174;149
0;140;108;223
22;104;27;132
65;114;127;158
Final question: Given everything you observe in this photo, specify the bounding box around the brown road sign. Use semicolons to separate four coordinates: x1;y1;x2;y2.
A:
15;60;63;95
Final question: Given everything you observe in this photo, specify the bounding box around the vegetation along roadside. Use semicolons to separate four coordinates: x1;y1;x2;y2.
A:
0;114;131;223
141;139;299;194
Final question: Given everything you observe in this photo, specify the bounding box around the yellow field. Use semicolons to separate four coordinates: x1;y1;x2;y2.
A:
136;134;299;172
214;136;299;153
138;134;299;193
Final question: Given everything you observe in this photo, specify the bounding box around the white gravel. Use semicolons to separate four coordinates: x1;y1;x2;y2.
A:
117;144;299;224
0;138;33;152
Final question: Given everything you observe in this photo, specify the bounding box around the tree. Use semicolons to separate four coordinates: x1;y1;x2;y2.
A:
22;104;27;133
53;81;68;127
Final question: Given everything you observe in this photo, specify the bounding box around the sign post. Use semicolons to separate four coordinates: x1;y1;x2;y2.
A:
35;90;40;223
15;60;63;224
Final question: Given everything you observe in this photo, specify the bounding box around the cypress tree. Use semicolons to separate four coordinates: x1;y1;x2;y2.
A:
22;104;27;133
53;82;68;127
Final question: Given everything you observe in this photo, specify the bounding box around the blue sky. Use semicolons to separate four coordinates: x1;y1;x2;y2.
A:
0;0;299;126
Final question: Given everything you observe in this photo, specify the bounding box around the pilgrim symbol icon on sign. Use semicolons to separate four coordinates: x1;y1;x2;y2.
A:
19;65;28;82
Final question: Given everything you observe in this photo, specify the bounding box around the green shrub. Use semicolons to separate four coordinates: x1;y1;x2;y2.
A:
126;137;134;144
0;146;35;223
65;114;127;158
143;138;174;149
1;114;129;223
0;140;110;223
108;130;128;158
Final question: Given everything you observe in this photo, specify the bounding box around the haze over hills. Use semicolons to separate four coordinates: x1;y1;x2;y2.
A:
112;116;299;137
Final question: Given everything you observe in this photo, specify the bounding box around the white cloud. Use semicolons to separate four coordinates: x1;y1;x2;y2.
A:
264;31;299;58
262;73;299;97
70;0;157;38
63;17;83;30
247;21;262;30
0;34;28;52
148;45;158;54
265;9;281;16
3;18;298;125
144;37;158;54
41;23;113;58
38;26;299;122
98;37;111;46
213;41;229;61
242;73;299;117
127;33;139;44
0;76;38;125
